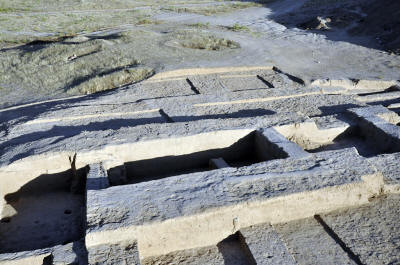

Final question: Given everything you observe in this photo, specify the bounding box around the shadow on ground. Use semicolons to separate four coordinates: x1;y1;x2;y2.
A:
246;0;400;53
0;107;275;164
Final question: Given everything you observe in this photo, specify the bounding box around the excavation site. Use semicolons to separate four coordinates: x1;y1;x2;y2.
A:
0;0;399;264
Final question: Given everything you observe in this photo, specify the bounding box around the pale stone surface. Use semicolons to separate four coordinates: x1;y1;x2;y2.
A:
321;194;400;265
86;148;374;233
348;106;400;154
0;68;399;264
258;71;302;89
85;148;380;259
52;240;87;265
312;114;351;130
275;217;357;265
87;241;140;265
0;249;51;265
142;246;224;265
367;153;400;186
87;163;110;191
220;73;271;91
260;127;310;159
187;75;229;94
240;223;296;265
0;240;86;265
140;79;196;98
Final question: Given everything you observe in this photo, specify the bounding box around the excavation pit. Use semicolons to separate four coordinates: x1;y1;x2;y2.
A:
0;167;87;254
275;122;394;157
305;128;378;156
107;130;288;185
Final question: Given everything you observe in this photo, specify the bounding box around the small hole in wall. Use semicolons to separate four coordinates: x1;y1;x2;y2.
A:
64;209;72;215
1;217;11;223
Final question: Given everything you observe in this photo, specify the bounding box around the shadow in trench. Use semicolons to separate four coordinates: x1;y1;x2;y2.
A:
217;232;256;265
0;167;88;254
2;108;275;165
107;130;289;186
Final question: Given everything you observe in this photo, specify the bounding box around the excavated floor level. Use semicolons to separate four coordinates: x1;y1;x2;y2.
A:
282;124;385;157
0;168;87;254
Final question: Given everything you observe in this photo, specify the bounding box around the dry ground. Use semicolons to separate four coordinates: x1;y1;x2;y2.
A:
0;0;399;108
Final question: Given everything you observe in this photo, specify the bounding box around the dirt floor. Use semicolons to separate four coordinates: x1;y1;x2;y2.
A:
272;0;400;53
0;0;399;108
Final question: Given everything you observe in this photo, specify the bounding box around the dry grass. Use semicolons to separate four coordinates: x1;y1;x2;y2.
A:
175;30;240;50
226;23;250;32
0;0;254;103
0;34;152;96
68;67;154;94
161;2;259;16
0;9;152;44
136;19;162;25
189;22;211;29
0;7;19;12
0;27;238;99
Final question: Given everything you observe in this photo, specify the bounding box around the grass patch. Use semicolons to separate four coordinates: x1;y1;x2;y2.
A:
136;18;162;25
0;10;152;37
175;30;240;50
0;5;28;12
68;67;154;94
189;22;210;29
161;2;259;16
0;33;80;47
0;7;15;12
226;23;250;32
0;0;149;12
0;34;153;97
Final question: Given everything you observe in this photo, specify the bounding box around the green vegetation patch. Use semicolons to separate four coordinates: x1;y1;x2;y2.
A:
136;18;162;25
0;2;30;12
226;23;250;32
189;22;210;29
0;7;18;12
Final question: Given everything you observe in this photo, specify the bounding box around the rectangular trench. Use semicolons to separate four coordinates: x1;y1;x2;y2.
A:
275;119;400;158
107;129;289;185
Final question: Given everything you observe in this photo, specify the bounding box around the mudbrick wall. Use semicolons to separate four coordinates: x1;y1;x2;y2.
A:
0;66;399;264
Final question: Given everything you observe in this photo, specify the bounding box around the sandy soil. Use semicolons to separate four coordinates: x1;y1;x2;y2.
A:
0;0;399;108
